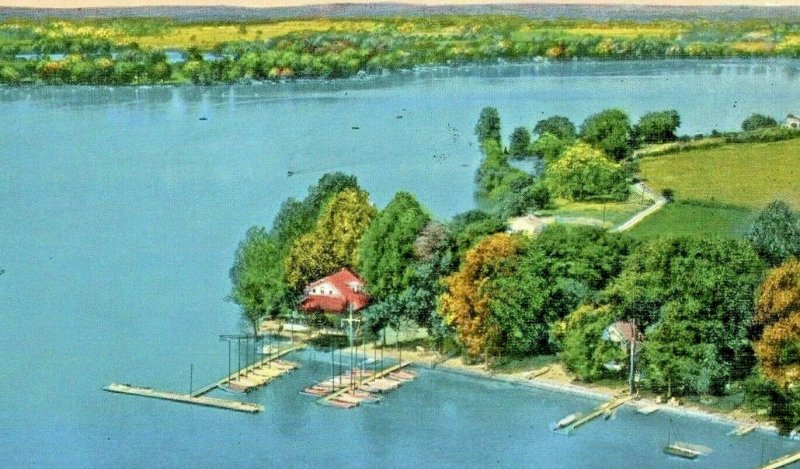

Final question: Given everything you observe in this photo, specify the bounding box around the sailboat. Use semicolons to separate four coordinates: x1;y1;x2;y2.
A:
663;418;701;459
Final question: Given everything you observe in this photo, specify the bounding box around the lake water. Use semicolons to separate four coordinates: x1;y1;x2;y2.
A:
2;59;800;467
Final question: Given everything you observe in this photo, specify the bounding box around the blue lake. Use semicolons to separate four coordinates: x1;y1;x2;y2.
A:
2;59;800;467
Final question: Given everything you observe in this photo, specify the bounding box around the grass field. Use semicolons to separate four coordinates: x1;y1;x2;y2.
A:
628;201;756;239
640;139;800;210
538;187;655;229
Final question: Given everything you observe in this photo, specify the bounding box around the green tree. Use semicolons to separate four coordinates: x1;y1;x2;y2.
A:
533;115;577;141
358;191;430;298
546;142;629;202
284;188;377;290
579;108;633;160
555;305;624;381
748;201;800;267
634;109;681;144
475;106;501;144
229;227;287;336
602;237;765;395
508;126;532;159
531;132;568;164
742;113;778;132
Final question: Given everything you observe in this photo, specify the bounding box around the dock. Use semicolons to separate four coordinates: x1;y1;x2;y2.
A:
104;383;263;413
105;345;303;413
731;424;756;437
758;450;800;469
192;345;303;397
563;395;633;433
305;361;415;409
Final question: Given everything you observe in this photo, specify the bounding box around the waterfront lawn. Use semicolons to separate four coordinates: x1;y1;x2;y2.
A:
639;139;800;210
628;200;756;239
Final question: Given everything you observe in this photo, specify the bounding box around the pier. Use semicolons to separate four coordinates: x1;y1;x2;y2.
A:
105;345;303;413
104;383;263;413
758;450;800;469
561;395;633;433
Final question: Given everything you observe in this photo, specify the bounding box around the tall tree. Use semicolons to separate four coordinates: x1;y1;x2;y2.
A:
754;259;800;388
229;227;287;336
439;233;523;362
475;106;502;144
358;191;430;298
508;126;532;159
271;172;360;249
284;188;377;289
748;201;800;267
579;108;633;160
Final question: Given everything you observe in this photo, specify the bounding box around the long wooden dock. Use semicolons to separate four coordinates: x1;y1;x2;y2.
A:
319;361;414;405
564;395;633;433
104;383;264;413
105;345;303;413
758;450;800;469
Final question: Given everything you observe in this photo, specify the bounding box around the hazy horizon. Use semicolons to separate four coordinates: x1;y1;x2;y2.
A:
2;1;798;10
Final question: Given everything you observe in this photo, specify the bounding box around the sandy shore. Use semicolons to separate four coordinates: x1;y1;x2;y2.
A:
363;342;781;434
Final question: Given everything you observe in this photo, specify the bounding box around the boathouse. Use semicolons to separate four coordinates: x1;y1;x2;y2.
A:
300;268;369;314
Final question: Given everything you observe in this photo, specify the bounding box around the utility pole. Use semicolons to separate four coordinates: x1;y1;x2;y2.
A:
629;318;637;396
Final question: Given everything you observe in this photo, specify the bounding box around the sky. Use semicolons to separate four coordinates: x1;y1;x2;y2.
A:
1;1;798;9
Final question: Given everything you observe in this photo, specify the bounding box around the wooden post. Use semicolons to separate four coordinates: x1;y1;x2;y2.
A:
227;340;231;385
189;363;193;396
330;341;335;393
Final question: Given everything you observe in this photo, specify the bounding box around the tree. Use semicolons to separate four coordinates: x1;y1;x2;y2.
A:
748;201;800;267
449;210;508;258
754;259;800;388
546;142;629;202
508;127;532;159
533;115;577;141
579;108;633;160
531;132;568;164
634;110;681;144
601;237;765;395
439;233;524;363
475;106;501;144
229;227;287;336
358;191;430;298
284;188;377;289
742;113;778;132
555;305;624;381
271;172;360;249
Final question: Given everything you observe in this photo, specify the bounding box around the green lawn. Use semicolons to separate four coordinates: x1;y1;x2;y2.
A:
639;139;800;210
628;201;756;239
538;188;655;229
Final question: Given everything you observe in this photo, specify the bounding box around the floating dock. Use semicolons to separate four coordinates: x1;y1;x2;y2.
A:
758;450;800;469
562;395;633;433
105;345;303;413
731;424;756;437
303;361;415;409
104;383;263;413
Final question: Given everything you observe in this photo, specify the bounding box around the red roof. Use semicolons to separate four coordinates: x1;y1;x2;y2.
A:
300;268;369;313
610;320;642;343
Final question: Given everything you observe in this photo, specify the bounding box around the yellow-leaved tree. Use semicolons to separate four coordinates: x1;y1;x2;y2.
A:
438;232;523;366
754;258;800;387
284;188;377;290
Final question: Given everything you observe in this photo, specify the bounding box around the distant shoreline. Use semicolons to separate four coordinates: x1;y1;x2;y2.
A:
2;3;800;22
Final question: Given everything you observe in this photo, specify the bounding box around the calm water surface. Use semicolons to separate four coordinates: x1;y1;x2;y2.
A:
2;59;799;467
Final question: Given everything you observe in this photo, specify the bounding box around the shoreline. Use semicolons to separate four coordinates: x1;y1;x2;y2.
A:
305;335;785;435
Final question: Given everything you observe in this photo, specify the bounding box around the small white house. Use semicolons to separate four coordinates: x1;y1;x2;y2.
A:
602;320;642;372
786;114;800;129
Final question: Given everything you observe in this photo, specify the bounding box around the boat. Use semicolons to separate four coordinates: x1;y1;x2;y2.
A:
663;418;700;460
351;126;360;130
731;424;756;436
556;413;579;429
219;383;248;394
198;116;208;121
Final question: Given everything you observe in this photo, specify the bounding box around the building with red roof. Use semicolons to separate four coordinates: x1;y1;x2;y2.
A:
299;268;369;314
